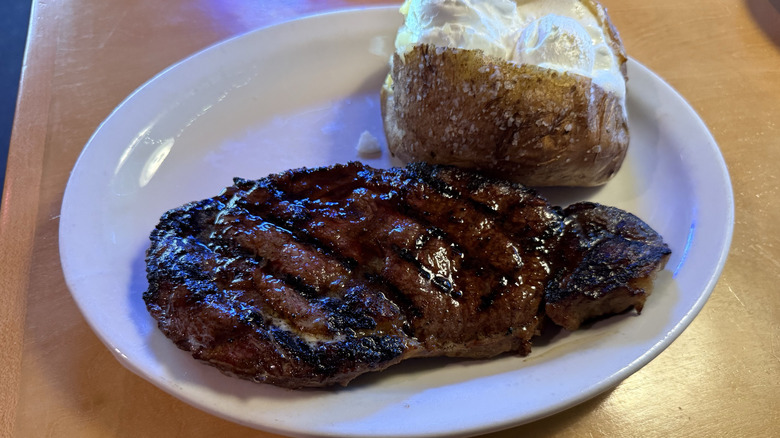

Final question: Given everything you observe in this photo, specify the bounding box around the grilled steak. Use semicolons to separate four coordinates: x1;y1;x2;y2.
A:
144;162;670;388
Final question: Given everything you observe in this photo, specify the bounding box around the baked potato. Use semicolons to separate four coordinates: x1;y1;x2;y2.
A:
381;0;629;187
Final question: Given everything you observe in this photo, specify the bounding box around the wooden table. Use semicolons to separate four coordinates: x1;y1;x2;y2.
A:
2;0;778;436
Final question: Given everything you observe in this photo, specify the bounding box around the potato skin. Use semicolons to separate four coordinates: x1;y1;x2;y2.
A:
381;45;629;187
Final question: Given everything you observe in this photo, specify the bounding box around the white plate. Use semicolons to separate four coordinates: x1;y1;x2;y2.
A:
59;6;733;438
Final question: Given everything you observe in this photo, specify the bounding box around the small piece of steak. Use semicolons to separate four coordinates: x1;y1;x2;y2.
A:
143;162;670;388
544;202;672;330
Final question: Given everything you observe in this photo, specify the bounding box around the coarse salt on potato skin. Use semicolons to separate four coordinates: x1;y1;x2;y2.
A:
381;0;630;187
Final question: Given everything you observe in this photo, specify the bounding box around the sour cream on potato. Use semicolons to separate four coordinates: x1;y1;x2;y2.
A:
394;0;625;100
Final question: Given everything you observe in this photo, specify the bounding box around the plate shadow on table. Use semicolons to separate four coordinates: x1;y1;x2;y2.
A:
746;0;780;49
481;388;617;437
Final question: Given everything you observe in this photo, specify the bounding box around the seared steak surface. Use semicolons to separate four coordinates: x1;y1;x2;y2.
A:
144;162;670;388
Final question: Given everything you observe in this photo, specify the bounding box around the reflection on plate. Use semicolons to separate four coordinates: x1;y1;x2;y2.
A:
59;6;733;438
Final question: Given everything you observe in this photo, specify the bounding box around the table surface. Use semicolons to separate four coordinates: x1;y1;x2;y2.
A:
2;0;779;436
